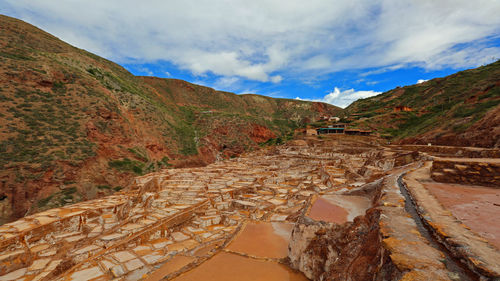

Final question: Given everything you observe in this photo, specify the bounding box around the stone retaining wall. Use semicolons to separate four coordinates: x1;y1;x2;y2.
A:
394;145;500;158
431;159;500;187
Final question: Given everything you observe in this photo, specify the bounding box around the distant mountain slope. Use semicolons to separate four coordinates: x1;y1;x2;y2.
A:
345;60;500;147
0;15;340;224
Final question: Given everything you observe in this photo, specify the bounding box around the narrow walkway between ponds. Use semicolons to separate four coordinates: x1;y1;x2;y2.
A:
397;174;479;281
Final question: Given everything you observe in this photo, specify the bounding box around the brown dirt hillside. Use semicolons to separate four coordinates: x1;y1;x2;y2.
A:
0;15;341;224
344;60;500;147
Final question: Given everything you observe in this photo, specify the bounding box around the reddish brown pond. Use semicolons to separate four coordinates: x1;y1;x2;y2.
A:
172;252;308;281
307;197;348;224
307;195;371;224
226;222;293;258
425;182;500;250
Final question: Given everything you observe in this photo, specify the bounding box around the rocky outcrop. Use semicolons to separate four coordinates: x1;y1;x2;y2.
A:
288;209;389;281
248;124;276;143
288;169;457;281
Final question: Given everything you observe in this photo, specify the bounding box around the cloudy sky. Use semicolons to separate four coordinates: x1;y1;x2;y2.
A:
2;0;500;107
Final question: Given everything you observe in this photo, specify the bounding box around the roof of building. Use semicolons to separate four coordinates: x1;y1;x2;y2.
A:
317;127;345;130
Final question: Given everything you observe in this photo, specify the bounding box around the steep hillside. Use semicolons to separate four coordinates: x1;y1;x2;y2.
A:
0;15;340;224
345;60;500;147
138;77;336;153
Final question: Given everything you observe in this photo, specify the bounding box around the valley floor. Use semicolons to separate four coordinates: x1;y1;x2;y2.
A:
0;136;498;281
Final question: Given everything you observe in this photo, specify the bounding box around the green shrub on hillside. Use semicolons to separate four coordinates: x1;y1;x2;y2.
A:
453;100;500;118
108;158;144;175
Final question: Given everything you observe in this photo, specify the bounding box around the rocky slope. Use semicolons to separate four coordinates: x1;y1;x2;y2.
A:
0;15;341;224
344;60;500;147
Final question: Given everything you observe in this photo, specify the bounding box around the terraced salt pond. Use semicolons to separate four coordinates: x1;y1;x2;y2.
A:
169;195;372;280
171;221;307;281
172;252;307;281
6;141;481;280
307;195;371;224
226;221;293;258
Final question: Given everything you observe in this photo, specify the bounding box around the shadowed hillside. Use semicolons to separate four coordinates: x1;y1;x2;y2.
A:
345;60;500;147
0;15;340;224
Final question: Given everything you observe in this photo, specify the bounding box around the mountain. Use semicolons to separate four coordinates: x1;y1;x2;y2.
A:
0;15;341;224
344;60;500;147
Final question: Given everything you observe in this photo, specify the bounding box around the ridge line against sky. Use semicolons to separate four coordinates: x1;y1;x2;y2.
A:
2;0;500;108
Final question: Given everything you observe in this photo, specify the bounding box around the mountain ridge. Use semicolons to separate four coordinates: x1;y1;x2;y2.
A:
0;14;340;224
344;60;500;147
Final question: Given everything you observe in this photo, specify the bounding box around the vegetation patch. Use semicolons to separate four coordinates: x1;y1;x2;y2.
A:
453;100;500;118
0;51;34;60
37;194;54;208
108;158;144;175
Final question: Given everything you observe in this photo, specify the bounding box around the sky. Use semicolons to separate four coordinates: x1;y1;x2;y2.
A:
2;1;500;108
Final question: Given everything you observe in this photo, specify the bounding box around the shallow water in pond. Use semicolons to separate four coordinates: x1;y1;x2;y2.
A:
226;221;293;258
172;252;308;281
307;197;348;224
307;195;371;224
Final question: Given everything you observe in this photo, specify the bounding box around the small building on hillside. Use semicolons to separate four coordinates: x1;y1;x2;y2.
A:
330;123;346;128
394;106;413;112
317;127;345;134
316;123;371;136
344;129;360;135
344;129;372;136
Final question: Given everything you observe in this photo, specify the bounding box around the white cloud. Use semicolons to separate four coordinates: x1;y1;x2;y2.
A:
3;0;500;82
417;79;428;84
360;64;406;77
302;55;333;70
321;87;381;108
298;87;381;108
270;75;282;83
